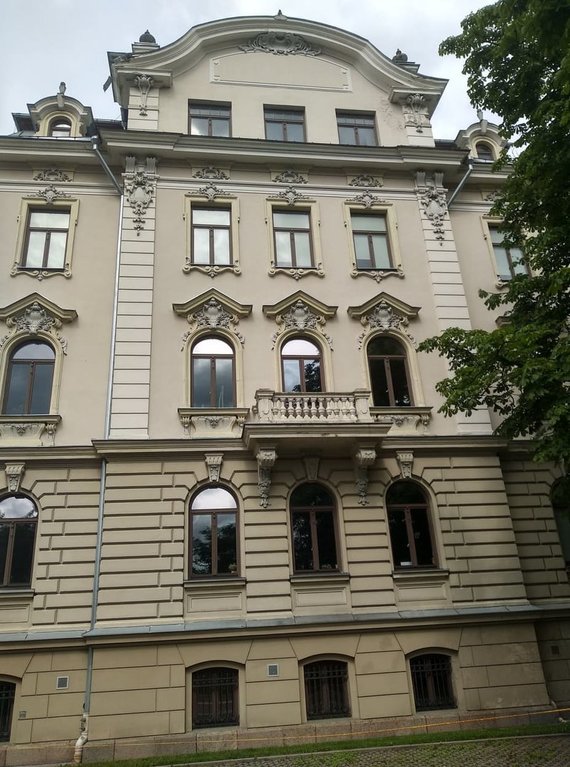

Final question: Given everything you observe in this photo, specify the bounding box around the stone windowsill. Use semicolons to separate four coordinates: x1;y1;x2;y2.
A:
392;568;449;584
184;577;246;591
290;572;350;585
0;415;61;446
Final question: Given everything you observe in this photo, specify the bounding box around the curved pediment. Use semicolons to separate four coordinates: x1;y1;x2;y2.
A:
109;14;447;117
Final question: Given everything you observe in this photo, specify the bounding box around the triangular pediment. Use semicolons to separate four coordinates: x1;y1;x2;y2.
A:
173;289;252;320
262;291;337;321
0;293;78;326
348;292;419;322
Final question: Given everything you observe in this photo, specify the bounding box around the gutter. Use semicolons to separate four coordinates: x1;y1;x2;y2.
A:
75;140;123;763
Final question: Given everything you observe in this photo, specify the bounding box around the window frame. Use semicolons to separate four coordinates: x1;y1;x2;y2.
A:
12;198;79;280
345;202;402;282
475;141;495;161
48;118;72;138
191;666;239;728
190;205;232;267
184;196;240;276
267;200;323;279
0;681;16;741
0;494;39;589
280;336;324;394
336;111;377;146
303;659;351;720
188;486;239;579
2;340;56;416
482;217;529;284
551;479;570;571
273;209;314;269
409;653;456;712
190;336;236;409
188;101;231;138
386;481;438;570
264;106;305;142
290;483;340;574
367;335;414;407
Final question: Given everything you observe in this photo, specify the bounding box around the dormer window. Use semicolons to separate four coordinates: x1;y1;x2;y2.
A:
48;118;72;138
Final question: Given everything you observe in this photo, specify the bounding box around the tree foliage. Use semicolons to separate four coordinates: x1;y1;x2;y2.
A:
419;0;570;464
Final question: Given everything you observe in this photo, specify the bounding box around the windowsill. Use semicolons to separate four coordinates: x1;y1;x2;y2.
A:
269;265;324;280
0;414;61;446
184;577;245;589
291;572;350;584
370;406;432;434
13;265;71;280
183;261;240;277
351;264;404;283
393;568;449;583
0;587;34;599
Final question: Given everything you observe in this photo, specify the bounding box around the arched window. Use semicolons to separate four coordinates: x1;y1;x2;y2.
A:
410;654;455;711
192;667;239;728
0;681;16;741
304;660;350;719
551;480;570;569
281;338;322;393
191;337;235;408
0;495;38;588
2;341;55;415
190;487;238;577
386;481;436;568
49;118;71;138
367;336;412;406
290;483;338;573
475;142;494;161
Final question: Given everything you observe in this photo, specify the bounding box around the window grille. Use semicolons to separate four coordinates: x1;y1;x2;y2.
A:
410;654;455;711
192;668;238;727
0;682;15;741
304;660;350;720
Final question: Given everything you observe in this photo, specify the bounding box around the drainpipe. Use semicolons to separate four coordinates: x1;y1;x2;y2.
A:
447;159;474;208
75;141;123;764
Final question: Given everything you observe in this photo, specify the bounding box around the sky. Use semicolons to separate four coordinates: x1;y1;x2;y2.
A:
1;0;496;139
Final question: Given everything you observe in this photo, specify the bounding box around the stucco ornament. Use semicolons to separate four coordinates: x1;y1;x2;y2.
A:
35;185;70;203
419;185;448;241
256;448;277;508
1;302;69;354
403;93;431;133
240;31;320;56
396;451;414;479
193;167;229;180
272;300;332;348
124;156;157;236
273;170;307;185
205;454;223;483
346;190;386;208
182;298;245;346
4;463;25;494
349;174;383;188
353;448;376;506
33;169;71;182
275;185;309;206
356;301;415;349
197;182;226;201
134;74;153;116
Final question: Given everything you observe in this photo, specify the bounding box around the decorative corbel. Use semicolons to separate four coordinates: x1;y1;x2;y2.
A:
396;450;414;479
257;448;277;508
303;456;320;481
134;74;154;116
353;448;376;506
4;463;25;493
205;454;223;483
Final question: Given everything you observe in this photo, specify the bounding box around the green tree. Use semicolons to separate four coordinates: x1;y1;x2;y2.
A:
420;0;570;465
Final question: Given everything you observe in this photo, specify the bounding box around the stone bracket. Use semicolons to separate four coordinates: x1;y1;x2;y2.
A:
257;448;277;508
353;447;377;506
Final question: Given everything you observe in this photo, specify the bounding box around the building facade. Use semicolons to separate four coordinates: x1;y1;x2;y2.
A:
0;14;569;765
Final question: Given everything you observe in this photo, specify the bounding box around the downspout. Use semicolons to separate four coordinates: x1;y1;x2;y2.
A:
447;159;474;208
75;141;123;764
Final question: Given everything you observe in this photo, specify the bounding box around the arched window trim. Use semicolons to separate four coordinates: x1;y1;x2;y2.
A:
47;117;72;138
280;334;324;394
1;334;63;416
188;484;240;579
277;329;333;392
385;478;442;570
365;330;424;408
184;329;242;409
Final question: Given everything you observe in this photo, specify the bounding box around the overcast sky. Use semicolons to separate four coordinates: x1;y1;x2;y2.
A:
1;0;495;139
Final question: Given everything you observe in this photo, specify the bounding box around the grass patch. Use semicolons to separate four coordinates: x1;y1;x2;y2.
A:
80;721;570;767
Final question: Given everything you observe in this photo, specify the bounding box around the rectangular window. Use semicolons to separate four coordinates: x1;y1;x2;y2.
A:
304;661;350;720
273;210;313;268
388;507;434;568
264;107;305;142
411;655;455;711
191;512;237;576
192;668;239;728
351;213;392;270
337;112;377;146
189;102;231;137
22;209;70;271
191;207;231;266
490;226;528;280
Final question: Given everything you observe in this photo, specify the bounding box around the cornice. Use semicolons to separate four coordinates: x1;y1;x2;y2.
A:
91;438;251;458
0;446;97;462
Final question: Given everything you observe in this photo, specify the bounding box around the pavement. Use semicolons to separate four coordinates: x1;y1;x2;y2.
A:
184;735;570;767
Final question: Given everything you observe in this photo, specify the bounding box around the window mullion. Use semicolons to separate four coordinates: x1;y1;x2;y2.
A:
4;524;16;586
404;508;418;565
310;510;319;570
384;359;396;406
211;512;218;576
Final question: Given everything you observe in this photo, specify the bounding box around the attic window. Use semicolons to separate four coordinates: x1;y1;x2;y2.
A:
49;119;72;138
475;142;494;161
